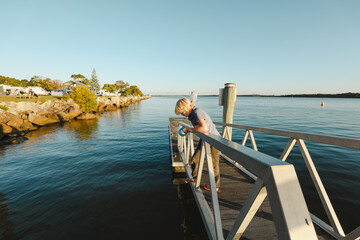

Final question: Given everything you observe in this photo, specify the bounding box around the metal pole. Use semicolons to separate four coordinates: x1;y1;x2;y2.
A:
190;91;197;105
222;83;236;140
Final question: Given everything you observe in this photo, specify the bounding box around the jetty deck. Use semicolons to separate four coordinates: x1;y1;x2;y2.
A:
169;117;335;240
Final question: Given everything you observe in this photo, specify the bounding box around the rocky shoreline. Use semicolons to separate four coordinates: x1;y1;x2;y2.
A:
0;95;151;144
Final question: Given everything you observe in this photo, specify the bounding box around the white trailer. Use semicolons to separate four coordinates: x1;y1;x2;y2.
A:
26;86;49;95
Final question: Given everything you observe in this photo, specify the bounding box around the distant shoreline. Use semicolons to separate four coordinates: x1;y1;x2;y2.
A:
152;92;360;98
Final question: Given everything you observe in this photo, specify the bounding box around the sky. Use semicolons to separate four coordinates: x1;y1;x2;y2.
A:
1;0;359;95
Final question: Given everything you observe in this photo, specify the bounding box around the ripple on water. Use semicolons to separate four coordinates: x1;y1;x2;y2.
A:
0;96;359;237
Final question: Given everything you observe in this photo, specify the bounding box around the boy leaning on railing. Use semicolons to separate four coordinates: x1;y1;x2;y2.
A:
175;97;221;192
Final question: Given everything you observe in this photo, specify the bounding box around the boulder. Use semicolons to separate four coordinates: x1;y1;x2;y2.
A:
20;120;38;131
104;104;117;111
64;107;83;120
28;113;60;126
97;102;106;111
13;101;42;113
76;112;99;120
0;123;21;136
0;95;151;143
0;110;18;123
0;123;13;134
6;118;24;130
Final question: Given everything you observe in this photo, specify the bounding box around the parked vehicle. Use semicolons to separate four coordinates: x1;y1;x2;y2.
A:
96;90;117;96
51;89;71;96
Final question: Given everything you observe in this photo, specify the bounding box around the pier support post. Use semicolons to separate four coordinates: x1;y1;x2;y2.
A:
221;83;236;140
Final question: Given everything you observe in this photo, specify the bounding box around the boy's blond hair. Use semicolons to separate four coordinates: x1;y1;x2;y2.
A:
175;98;194;115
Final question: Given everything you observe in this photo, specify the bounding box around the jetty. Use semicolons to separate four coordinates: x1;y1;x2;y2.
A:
168;84;360;240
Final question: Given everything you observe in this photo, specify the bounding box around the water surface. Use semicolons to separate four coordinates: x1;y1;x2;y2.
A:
0;96;359;239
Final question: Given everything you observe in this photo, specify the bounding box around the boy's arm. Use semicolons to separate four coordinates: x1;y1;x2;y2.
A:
184;119;208;134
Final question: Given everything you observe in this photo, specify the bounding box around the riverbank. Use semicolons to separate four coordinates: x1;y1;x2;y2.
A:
0;95;151;144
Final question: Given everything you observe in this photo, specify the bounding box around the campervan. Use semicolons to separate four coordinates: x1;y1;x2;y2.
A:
0;85;10;95
26;87;49;95
97;90;114;96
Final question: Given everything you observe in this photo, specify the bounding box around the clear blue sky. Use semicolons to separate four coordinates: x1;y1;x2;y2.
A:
1;0;359;95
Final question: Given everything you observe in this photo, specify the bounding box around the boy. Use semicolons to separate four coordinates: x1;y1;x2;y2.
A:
175;98;220;192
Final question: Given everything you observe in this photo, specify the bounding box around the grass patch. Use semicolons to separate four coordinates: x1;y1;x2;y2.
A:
0;95;62;103
0;104;8;110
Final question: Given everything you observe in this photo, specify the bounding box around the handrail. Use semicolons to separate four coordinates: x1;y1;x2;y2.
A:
177;121;318;240
214;122;360;150
214;121;360;240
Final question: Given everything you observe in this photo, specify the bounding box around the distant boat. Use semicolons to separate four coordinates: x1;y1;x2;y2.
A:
321;101;325;107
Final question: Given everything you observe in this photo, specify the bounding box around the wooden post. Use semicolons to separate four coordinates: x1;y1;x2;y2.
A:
222;83;236;140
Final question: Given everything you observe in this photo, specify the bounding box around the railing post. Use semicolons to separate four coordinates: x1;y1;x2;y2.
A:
204;142;224;240
297;139;345;237
264;165;318;240
220;83;236;140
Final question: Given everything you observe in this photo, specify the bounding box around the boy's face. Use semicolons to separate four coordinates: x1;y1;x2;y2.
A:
180;108;192;117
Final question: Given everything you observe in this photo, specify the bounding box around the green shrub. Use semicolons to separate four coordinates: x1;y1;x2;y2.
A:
62;94;70;101
0;104;8;111
70;86;98;111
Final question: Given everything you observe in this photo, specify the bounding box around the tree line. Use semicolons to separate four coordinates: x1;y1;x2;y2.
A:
0;75;62;92
0;70;144;96
279;93;360;98
102;80;143;96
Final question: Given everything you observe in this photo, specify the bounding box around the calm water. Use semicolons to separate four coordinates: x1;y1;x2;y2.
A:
0;96;359;239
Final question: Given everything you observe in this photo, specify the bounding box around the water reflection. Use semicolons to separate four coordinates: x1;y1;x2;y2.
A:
174;173;209;240
24;124;58;140
0;124;59;158
0;192;15;240
63;119;99;141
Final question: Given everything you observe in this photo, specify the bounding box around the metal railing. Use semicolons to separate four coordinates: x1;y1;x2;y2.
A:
177;121;318;240
215;121;360;240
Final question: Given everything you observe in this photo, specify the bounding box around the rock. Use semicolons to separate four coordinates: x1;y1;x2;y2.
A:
104;104;117;111
6;118;24;130
0;110;18;123
13;101;43;113
0;123;21;137
28;113;60;126
76;112;99;120
0;95;151;143
65;107;83;119
20;120;38;131
0;123;15;134
48;107;82;122
97;102;106;111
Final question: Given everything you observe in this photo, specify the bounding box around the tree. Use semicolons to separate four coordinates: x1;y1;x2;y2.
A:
122;85;143;96
71;74;86;80
80;78;93;87
71;73;94;90
20;79;28;87
91;68;100;91
49;79;63;90
101;80;144;96
115;80;129;94
0;75;24;86
102;84;117;93
129;85;143;96
29;76;54;91
70;86;98;111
